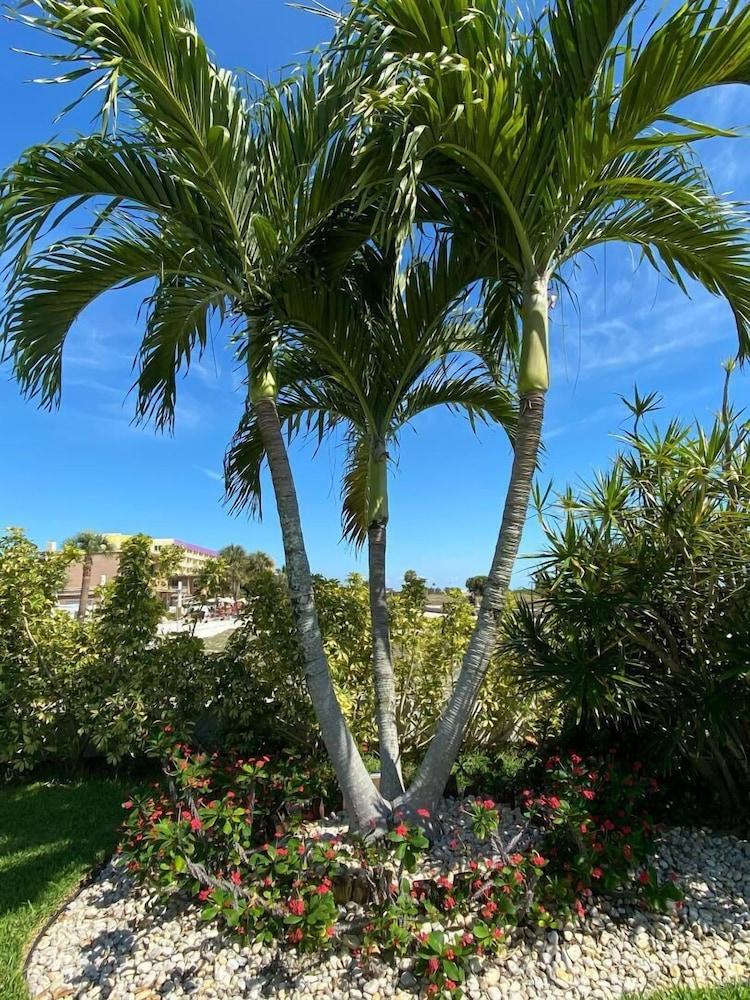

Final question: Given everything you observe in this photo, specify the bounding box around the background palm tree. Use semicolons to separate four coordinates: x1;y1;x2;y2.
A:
0;0;388;830
341;0;750;810
218;545;249;603
65;532;113;619
226;239;516;799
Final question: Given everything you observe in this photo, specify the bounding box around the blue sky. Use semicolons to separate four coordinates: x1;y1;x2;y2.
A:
1;2;748;587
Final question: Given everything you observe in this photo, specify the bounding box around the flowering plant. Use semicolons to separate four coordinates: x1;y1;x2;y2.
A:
119;739;677;997
523;751;683;911
466;797;500;841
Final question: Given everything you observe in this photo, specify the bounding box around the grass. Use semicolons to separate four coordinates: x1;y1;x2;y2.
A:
638;987;750;999
202;628;237;653
0;779;130;1000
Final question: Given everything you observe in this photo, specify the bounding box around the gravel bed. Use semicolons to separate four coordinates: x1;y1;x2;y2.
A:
26;801;750;1000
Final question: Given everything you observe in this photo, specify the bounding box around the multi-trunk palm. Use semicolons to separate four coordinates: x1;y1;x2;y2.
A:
0;0;394;829
225;240;515;799
340;0;750;810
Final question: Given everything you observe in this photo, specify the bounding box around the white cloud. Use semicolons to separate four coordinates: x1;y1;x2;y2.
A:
196;466;224;482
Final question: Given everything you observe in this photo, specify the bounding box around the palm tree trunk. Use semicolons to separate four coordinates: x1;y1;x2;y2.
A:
402;275;549;814
78;554;93;619
254;393;390;831
365;449;404;803
368;440;403;801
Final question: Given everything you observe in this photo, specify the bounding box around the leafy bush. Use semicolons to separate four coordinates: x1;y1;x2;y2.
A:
0;533;220;775
0;530;92;772
120;740;674;999
522;752;681;912
503;391;750;816
0;533;544;780
221;569;547;766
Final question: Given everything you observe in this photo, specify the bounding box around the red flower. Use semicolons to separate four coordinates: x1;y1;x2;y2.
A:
579;823;588;834
394;824;409;837
443;895;456;910
316;882;331;895
530;853;547;867
582;789;595;801
230;870;242;886
122;801;134;810
416;807;431;818
482;798;496;810
592;867;603;880
427;957;439;975
639;870;651;885
276;847;289;857
623;844;633;861
287;928;304;944
198;888;211;901
297;843;306;856
509;852;523;866
287;897;305;915
461;932;474;946
545;756;561;770
445;980;457;991
492;927;504;940
190;816;202;832
569;752;583;765
547;796;561;810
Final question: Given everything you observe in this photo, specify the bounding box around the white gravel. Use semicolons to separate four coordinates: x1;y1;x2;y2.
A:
26;802;750;1000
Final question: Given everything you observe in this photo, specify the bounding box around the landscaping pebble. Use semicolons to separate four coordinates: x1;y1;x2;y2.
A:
26;802;750;1000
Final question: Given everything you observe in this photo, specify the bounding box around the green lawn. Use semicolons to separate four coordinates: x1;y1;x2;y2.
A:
639;986;749;999
0;780;129;1000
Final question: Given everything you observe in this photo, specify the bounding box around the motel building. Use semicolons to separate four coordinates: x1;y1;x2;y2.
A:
56;534;219;615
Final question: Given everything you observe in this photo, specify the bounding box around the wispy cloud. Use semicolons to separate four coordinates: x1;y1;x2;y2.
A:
196;466;224;482
554;286;732;380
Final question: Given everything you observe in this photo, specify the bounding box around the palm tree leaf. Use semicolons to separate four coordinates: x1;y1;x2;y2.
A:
341;432;371;549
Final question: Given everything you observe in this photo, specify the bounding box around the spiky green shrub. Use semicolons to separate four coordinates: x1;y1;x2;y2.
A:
503;384;750;815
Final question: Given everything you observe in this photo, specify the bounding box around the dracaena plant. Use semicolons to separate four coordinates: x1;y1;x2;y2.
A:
333;0;750;812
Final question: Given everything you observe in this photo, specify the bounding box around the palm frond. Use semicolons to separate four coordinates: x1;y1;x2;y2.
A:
341;432;371;549
1;226;212;407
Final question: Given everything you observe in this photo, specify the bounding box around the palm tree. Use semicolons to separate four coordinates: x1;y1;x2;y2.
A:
218;545;249;602
195;557;230;602
226;239;516;799
340;0;750;810
65;531;113;619
0;0;388;831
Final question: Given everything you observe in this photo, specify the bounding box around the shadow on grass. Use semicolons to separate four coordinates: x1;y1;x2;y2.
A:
0;781;128;916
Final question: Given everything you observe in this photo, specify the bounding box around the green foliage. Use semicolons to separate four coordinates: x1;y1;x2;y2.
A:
0;529;92;772
120;742;671;998
523;753;682;912
0;532;215;774
64;531;113;557
465;575;488;601
503;389;750;814
194;556;230;601
220;569;544;765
